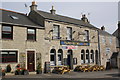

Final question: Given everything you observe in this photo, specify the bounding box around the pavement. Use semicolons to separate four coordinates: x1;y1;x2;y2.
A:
1;69;120;80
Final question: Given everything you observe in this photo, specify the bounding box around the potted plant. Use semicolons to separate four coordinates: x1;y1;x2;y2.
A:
21;68;29;75
2;69;5;76
6;64;11;73
36;62;42;74
15;64;29;75
15;68;21;75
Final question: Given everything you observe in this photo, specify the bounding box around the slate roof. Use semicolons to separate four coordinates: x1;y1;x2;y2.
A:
111;52;119;58
36;10;96;28
0;9;43;28
98;29;113;36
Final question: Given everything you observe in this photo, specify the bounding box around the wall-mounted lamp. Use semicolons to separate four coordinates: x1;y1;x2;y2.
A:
48;30;53;34
72;31;76;34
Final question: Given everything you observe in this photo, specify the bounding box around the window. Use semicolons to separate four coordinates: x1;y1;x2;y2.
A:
102;37;106;43
84;30;89;41
0;51;18;63
109;37;112;44
106;48;110;54
27;28;36;40
58;49;63;65
52;25;60;39
81;50;85;64
2;25;13;39
50;49;56;66
86;50;89;63
67;27;72;40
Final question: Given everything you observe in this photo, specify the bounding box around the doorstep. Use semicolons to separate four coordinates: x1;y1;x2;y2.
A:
6;73;14;76
29;72;36;75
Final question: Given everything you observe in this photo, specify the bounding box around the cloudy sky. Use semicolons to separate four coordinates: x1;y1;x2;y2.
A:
1;1;119;34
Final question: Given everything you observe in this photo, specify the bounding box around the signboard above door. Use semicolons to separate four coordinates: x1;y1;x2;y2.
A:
60;40;90;46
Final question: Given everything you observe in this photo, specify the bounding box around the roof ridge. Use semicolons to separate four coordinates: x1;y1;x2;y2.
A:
0;8;25;15
37;10;82;22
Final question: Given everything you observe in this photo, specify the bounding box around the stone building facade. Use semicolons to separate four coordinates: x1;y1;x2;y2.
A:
0;1;117;72
28;2;100;70
99;26;117;68
0;9;45;72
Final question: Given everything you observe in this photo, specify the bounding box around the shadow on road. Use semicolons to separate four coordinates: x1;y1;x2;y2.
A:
105;73;120;78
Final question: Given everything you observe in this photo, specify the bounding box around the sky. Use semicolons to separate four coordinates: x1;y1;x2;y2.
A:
0;1;119;34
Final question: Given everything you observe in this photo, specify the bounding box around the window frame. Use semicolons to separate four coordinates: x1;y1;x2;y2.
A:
27;28;36;41
0;51;18;63
84;30;89;41
52;25;60;39
2;24;13;39
67;27;72;40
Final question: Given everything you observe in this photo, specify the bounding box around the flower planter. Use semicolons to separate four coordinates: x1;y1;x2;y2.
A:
2;72;5;76
15;70;21;75
21;70;29;75
36;70;42;74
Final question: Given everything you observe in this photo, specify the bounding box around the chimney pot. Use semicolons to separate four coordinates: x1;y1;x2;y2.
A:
30;1;37;11
101;26;105;31
50;6;56;15
81;14;89;23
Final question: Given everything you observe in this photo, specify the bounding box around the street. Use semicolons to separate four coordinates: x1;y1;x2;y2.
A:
1;69;120;80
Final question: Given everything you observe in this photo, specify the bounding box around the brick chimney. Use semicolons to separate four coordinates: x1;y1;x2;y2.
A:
30;1;37;11
101;26;105;31
50;6;56;15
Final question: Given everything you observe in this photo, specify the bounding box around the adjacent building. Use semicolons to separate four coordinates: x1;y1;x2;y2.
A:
99;26;116;68
0;1;117;72
113;21;120;68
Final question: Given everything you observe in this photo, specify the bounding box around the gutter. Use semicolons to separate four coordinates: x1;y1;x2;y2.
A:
0;22;45;29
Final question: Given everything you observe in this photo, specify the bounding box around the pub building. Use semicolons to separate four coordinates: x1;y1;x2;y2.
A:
0;1;117;72
28;1;100;70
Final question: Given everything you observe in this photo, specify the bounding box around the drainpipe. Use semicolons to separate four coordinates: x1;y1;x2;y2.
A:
97;29;101;65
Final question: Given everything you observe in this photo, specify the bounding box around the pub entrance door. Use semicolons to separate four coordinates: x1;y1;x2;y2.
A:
67;50;73;69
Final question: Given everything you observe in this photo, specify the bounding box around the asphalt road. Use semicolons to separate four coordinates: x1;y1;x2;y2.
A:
1;69;120;80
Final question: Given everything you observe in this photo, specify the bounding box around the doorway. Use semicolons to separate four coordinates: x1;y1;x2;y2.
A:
67;50;73;69
27;51;35;72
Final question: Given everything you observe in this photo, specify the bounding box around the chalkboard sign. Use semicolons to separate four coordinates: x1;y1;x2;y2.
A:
63;58;67;65
73;58;77;65
44;62;51;73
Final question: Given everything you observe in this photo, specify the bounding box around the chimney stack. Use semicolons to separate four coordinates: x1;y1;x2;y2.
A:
50;6;56;15
30;1;37;11
81;14;89;23
101;26;105;31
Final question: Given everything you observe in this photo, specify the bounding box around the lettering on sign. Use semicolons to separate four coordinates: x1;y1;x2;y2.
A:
60;40;90;46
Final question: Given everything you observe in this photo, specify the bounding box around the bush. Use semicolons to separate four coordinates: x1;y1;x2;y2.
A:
6;64;11;73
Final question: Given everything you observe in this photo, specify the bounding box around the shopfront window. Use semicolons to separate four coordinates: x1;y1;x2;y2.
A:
86;50;89;63
81;50;85;64
90;50;94;63
50;49;56;66
58;49;63;65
